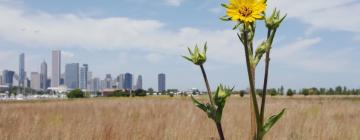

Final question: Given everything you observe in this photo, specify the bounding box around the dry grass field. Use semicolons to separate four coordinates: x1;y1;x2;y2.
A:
0;96;360;140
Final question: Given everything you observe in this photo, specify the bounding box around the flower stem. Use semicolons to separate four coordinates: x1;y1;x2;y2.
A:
216;122;225;140
239;30;261;140
260;29;277;125
200;64;214;106
199;64;225;140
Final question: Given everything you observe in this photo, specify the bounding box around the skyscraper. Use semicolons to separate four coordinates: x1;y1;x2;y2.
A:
0;75;3;85
136;75;143;90
30;72;41;90
80;64;88;89
118;74;125;89
105;74;112;89
2;70;15;87
65;63;79;89
124;73;133;90
19;53;26;87
90;78;100;92
87;71;92;90
40;61;48;90
51;50;61;87
158;73;166;92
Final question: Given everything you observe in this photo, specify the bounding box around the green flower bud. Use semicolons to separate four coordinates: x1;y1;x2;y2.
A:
265;9;287;30
183;42;208;65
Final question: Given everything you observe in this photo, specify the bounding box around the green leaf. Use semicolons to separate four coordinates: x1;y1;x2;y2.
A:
232;23;241;30
212;85;233;123
220;16;231;21
220;3;228;8
191;96;207;111
204;42;208;54
191;96;213;118
187;47;193;55
254;41;268;66
260;109;286;137
182;56;193;63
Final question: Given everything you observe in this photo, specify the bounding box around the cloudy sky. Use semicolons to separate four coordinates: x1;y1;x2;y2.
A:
0;0;359;90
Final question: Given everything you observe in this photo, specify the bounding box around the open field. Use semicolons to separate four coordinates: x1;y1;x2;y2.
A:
0;96;360;140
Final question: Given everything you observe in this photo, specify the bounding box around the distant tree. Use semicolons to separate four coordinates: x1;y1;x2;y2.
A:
280;85;284;95
135;89;146;96
67;89;85;98
287;89;294;96
335;86;343;95
256;89;262;97
239;90;246;97
328;88;335;95
310;87;319;95
301;88;309;96
147;88;154;94
269;88;278;96
319;88;326;95
107;90;129;97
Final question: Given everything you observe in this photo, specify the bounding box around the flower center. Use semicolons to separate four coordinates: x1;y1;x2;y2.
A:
239;6;253;17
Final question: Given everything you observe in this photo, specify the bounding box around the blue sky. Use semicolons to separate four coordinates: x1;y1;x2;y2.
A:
0;0;359;90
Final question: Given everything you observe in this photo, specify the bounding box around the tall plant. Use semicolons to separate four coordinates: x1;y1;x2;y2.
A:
220;0;287;139
183;43;232;140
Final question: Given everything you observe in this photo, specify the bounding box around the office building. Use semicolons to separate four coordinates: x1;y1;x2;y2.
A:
2;70;15;87
65;63;79;89
136;75;142;90
19;53;26;87
105;74;112;89
51;50;61;87
158;73;166;92
80;64;88;89
91;78;100;92
87;71;92;90
118;74;125;89
40;61;48;90
30;72;41;90
124;73;133;90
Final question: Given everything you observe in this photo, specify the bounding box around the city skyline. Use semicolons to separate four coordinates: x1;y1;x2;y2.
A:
0;0;359;90
0;50;166;91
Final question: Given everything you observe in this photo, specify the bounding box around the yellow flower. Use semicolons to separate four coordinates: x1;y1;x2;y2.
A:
224;0;266;24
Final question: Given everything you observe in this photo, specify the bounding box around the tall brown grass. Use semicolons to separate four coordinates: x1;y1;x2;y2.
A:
0;96;359;140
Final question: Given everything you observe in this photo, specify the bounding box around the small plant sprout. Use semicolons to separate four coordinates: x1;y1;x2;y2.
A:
183;43;232;140
221;0;287;139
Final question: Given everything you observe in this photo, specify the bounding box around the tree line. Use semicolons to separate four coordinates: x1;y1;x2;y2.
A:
235;86;360;96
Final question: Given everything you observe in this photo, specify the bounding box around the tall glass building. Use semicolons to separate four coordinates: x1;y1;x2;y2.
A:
65;63;79;89
136;75;142;90
30;72;41;90
124;73;133;90
19;53;25;87
40;61;48;90
158;73;166;92
2;70;15;87
80;64;88;89
51;50;61;87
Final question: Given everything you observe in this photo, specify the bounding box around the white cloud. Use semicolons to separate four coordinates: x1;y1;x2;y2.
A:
0;2;242;64
164;0;184;6
209;7;222;14
272;37;351;72
0;2;355;74
62;51;75;60
146;53;164;63
352;35;360;42
0;50;17;71
268;0;360;33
